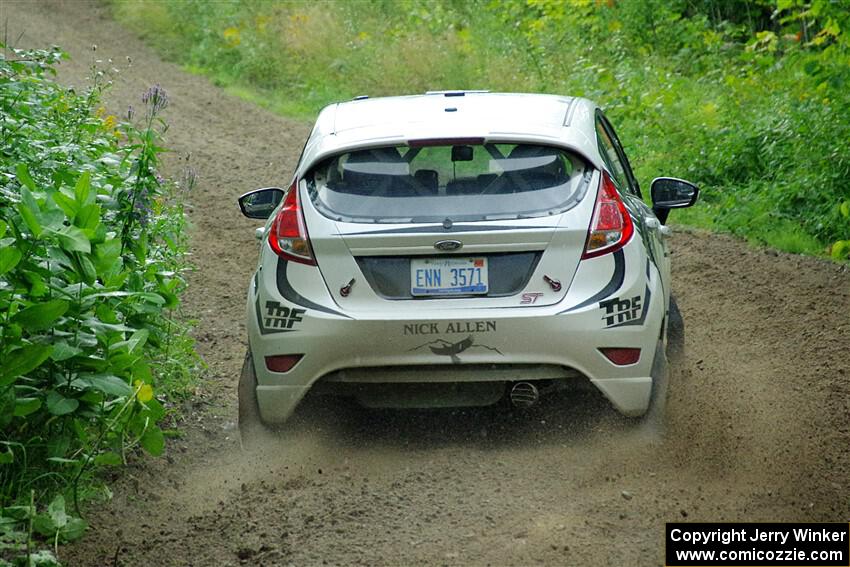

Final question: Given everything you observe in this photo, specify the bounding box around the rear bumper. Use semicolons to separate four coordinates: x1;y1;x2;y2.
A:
246;254;664;424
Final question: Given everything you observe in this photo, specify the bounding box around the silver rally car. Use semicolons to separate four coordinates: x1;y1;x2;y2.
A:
237;92;698;433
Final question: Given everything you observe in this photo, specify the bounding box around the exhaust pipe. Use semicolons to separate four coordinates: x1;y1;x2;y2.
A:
509;382;539;408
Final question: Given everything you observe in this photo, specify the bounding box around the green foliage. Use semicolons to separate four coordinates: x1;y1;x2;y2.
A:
1;492;70;566
1;43;197;563
833;199;850;261
112;0;850;258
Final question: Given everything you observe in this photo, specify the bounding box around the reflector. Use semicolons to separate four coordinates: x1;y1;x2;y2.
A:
265;354;303;373
599;347;641;366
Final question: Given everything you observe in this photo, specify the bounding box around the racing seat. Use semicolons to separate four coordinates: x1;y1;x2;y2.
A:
342;147;406;196
487;145;566;194
413;169;439;196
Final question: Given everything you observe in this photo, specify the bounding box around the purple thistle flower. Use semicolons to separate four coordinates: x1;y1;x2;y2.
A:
141;84;169;117
131;184;154;226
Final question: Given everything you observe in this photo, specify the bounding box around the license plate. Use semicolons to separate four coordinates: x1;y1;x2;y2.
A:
411;257;488;296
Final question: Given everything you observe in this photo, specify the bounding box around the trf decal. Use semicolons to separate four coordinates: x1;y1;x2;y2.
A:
599;295;642;327
264;301;305;330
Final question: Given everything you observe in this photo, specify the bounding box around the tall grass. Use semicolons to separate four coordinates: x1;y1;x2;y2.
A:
111;0;850;258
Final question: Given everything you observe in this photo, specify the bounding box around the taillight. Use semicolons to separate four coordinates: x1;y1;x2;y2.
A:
582;171;634;259
267;180;316;265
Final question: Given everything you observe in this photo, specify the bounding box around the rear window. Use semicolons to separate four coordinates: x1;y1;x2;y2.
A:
306;143;590;223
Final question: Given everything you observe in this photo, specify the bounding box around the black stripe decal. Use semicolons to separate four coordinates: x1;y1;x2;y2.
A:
560;249;625;313
275;259;351;318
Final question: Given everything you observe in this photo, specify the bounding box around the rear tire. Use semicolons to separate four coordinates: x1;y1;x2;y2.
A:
239;351;265;449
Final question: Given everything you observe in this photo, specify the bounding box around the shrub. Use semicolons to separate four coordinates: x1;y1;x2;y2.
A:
0;44;195;564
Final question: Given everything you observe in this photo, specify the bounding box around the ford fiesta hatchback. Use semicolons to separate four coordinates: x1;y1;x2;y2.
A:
237;92;698;435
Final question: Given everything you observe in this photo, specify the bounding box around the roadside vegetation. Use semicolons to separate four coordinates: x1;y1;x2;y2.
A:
0;45;197;565
112;0;849;259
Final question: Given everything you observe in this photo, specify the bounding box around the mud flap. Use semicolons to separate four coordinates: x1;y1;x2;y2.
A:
239;351;267;449
641;340;669;430
666;295;685;364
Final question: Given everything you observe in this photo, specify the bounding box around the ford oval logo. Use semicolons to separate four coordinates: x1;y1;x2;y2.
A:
434;239;463;252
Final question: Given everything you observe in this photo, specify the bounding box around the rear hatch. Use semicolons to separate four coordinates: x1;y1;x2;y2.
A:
302;142;595;313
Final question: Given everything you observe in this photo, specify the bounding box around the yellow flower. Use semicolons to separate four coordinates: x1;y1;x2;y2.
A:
223;26;241;48
103;114;118;131
134;380;154;403
255;15;271;33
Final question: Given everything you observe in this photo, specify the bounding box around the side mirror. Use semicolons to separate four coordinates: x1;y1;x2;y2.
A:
238;187;284;220
650;177;699;224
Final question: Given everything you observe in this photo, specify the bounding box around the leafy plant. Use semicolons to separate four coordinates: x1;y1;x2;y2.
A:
1;42;196;563
1;492;67;566
832;200;850;261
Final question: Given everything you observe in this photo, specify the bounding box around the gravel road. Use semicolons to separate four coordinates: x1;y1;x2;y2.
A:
4;2;849;565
